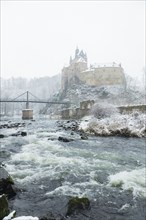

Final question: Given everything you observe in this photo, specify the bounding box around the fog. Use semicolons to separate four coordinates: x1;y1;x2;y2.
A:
1;1;145;79
1;1;145;116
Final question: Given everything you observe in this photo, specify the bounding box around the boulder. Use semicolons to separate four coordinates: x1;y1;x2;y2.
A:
0;194;9;220
0;123;25;130
11;132;20;137
80;133;88;140
0;151;11;159
0;167;16;199
58;136;74;142
21;131;27;137
40;216;56;220
10;131;27;137
66;197;90;216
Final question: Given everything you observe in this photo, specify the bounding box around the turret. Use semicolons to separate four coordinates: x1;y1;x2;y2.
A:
69;56;72;64
75;46;79;58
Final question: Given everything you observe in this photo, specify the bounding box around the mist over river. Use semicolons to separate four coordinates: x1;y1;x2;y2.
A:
0;117;146;220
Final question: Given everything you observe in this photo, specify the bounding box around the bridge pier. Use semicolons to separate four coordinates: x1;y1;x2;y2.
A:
22;109;33;120
22;91;33;119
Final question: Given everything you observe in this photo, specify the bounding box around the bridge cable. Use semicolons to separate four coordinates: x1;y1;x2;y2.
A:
27;91;41;101
10;91;28;101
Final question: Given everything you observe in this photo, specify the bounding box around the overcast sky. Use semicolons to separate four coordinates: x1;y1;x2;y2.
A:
1;0;145;79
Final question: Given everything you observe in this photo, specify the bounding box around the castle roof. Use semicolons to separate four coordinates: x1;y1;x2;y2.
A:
91;62;121;69
69;48;87;65
73;57;87;63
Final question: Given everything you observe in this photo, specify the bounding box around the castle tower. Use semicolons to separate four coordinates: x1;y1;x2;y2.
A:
75;46;79;58
69;56;72;64
61;47;88;91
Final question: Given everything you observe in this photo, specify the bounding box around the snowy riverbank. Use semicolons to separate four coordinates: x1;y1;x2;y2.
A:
79;112;146;137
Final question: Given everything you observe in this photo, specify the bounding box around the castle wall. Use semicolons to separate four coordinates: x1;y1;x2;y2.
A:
61;65;126;91
78;67;125;86
61;68;68;91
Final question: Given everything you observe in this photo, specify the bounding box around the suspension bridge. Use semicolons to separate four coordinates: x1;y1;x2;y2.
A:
0;91;71;119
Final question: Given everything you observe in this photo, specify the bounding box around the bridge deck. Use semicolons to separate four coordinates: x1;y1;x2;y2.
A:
0;100;70;104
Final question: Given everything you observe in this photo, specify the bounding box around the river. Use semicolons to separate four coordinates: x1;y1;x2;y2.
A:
0;117;145;220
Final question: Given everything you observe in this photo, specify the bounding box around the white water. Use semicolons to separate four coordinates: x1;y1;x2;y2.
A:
6;137;115;187
1;119;144;200
108;168;146;197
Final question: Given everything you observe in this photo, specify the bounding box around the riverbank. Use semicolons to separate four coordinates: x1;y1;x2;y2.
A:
78;112;146;138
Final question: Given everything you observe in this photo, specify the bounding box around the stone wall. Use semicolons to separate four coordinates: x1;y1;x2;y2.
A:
61;103;146;119
61;100;94;119
118;105;146;114
80;100;95;110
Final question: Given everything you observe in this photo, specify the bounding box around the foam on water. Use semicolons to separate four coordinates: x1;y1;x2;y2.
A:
46;179;99;198
118;203;130;211
6;138;115;187
108;168;146;197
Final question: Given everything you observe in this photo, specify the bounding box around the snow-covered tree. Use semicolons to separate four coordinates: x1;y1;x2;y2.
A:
90;103;119;119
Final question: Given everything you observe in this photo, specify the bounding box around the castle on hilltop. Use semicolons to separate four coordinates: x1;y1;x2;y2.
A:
61;47;126;91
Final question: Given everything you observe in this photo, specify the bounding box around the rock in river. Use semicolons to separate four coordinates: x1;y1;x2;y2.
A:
0;194;9;220
0;134;5;139
66;197;90;216
58;136;74;142
0;167;16;199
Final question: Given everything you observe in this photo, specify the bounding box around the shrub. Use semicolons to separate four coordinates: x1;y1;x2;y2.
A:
90;103;119;119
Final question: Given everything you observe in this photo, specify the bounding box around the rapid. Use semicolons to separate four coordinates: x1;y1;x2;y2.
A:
0;116;146;220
